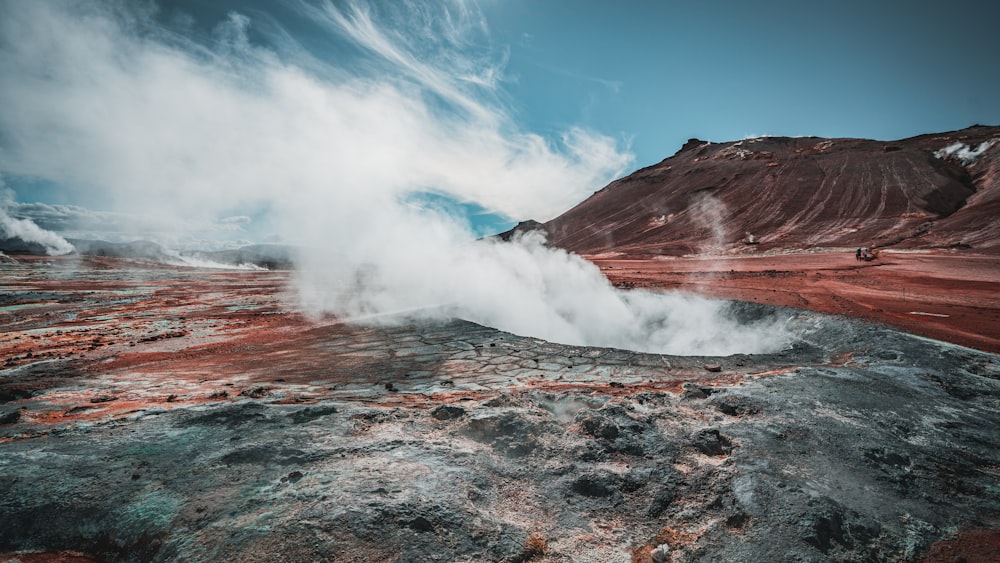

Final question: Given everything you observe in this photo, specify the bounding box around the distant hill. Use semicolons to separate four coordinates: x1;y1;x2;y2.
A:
537;125;1000;257
68;239;176;262
0;237;50;255
190;244;295;270
0;236;296;270
492;220;544;242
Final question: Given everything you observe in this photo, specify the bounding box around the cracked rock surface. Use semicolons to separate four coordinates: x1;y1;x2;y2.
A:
1;258;999;562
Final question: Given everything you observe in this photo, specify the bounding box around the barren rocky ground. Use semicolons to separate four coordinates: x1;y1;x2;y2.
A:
2;256;999;562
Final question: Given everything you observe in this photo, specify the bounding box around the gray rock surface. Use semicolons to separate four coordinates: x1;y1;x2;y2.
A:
1;264;999;561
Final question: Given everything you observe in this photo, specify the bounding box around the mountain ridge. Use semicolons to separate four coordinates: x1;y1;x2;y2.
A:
538;125;1000;257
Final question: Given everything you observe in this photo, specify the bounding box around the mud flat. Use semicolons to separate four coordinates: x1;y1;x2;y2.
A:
591;250;1000;355
1;257;999;562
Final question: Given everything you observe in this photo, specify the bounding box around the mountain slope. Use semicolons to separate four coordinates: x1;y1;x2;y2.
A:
542;125;1000;257
897;125;1000;250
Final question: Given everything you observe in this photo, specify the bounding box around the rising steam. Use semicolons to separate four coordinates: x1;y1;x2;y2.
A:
0;189;75;255
295;230;792;355
0;1;793;355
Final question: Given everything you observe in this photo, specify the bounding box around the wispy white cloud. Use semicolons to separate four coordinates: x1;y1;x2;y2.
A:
301;0;502;123
0;0;630;226
527;59;623;95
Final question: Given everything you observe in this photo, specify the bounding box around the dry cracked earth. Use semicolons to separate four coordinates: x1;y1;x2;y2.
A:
1;257;1000;562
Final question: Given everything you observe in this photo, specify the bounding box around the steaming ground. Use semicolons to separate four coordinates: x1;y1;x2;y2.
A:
0;190;789;356
295;233;794;356
0;194;74;256
7;178;796;355
2;257;999;562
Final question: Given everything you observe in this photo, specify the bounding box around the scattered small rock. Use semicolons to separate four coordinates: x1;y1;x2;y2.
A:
681;383;720;400
239;386;270;399
518;533;547;561
463;412;543;457
692;428;733;456
578;414;620;441
681;387;710;400
650;543;670;563
714;395;761;417
645;486;675;518
864;448;910;468
0;410;21;424
431;404;466;421
407;516;435;533
726;512;750;530
287;406;338;424
90;395;116;404
570;473;615;498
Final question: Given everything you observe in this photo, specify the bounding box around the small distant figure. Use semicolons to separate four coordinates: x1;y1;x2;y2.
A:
855;248;862;261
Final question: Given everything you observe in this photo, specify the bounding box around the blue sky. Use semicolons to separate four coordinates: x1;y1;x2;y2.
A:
1;0;998;247
156;0;1000;167
484;0;1000;163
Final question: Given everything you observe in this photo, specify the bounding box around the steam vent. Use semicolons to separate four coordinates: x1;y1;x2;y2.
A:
3;125;1000;562
3;0;1000;556
1;248;999;562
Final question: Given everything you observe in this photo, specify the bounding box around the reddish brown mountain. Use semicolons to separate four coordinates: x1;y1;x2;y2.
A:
540;125;1000;257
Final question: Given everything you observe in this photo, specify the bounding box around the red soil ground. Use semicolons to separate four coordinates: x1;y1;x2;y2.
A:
3;256;770;432
589;250;1000;355
2;254;998;560
916;528;1000;563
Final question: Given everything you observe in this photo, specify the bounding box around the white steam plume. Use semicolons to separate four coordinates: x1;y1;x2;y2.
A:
0;2;627;224
0;1;792;355
296;230;792;355
689;193;729;255
0;189;75;255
